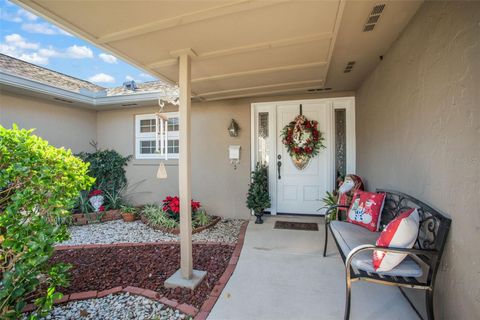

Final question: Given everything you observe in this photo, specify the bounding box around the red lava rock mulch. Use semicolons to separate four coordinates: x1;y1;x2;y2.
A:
50;243;234;309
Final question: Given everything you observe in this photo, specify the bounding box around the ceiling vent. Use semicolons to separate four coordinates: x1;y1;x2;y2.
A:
53;97;73;104
343;61;356;73
121;103;138;107
307;88;332;93
363;4;385;32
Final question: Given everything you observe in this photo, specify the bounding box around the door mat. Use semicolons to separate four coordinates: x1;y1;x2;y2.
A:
274;221;319;231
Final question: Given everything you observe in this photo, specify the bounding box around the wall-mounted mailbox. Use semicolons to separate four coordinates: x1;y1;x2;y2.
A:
229;145;241;169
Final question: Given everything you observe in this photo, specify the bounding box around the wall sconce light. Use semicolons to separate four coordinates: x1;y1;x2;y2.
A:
228;119;240;137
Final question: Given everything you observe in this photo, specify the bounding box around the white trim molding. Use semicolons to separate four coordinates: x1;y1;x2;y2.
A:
250;96;355;215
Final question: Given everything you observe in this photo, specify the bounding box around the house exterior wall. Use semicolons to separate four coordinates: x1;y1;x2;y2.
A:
0;91;97;153
356;2;480;319
96;91;353;219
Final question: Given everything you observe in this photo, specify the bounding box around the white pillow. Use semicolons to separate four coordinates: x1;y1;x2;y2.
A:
373;208;420;272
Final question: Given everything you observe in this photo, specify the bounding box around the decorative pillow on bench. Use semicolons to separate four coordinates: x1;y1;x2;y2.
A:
347;191;386;232
373;208;420;272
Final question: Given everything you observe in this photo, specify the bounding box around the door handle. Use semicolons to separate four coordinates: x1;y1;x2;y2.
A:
277;160;282;179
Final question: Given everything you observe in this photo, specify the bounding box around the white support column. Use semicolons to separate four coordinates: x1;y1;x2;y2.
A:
178;53;193;279
164;52;206;289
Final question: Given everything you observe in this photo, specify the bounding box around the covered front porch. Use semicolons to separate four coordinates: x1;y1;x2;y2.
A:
2;0;478;319
210;215;420;320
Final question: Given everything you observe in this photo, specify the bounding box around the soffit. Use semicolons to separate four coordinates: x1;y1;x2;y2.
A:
14;0;422;101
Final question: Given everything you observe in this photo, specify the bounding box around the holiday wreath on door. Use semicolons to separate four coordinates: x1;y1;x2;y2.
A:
280;107;326;170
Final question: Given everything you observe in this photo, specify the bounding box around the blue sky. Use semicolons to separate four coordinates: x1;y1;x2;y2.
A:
0;0;157;87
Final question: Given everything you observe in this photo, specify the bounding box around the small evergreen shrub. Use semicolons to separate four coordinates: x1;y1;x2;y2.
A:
0;125;94;318
246;163;271;214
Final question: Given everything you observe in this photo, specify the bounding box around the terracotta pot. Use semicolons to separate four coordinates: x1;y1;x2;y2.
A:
122;213;136;222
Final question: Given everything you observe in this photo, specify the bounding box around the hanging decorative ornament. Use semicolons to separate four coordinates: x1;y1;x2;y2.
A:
155;86;179;179
280;105;326;170
158;85;180;108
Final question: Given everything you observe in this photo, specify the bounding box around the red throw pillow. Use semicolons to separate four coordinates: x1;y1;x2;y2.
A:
347;191;386;231
373;208;420;272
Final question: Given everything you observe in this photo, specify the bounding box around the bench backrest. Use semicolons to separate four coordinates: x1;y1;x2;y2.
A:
377;190;451;257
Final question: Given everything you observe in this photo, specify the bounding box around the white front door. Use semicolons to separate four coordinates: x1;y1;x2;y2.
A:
275;102;332;214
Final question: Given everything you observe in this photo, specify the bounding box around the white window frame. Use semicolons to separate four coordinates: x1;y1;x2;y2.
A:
135;113;180;159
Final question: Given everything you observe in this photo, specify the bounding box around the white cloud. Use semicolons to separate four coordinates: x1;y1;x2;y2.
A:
5;33;39;49
0;34;56;65
21;23;71;36
38;47;60;58
66;45;93;59
0;43;21;57
88;73;115;83
1;11;22;23
18;52;48;65
125;75;135;81
1;7;37;23
139;72;155;80
98;53;117;64
17;9;37;21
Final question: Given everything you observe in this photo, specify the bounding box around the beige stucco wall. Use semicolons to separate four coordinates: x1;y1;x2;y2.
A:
97;91;354;219
356;2;479;319
0;91;97;153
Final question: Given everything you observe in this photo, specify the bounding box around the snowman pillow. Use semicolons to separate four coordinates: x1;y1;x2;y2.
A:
346;191;386;232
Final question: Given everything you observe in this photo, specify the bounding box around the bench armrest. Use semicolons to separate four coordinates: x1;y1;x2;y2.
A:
345;244;437;274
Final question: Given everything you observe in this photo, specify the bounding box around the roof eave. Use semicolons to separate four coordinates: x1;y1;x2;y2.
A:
0;71;166;109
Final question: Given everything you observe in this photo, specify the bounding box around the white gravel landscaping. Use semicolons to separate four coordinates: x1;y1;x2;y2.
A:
59;219;244;246
25;293;186;320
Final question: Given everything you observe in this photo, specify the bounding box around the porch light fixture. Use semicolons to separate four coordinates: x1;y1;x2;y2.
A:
228;119;240;137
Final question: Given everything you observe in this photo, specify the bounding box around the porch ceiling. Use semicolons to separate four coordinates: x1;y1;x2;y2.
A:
15;0;422;101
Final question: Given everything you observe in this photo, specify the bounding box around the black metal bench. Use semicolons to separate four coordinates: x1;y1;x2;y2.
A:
323;189;451;320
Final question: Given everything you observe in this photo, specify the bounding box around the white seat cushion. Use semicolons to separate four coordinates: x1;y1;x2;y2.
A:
330;221;423;278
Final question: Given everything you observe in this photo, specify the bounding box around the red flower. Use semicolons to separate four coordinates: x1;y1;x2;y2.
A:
162;196;201;214
99;205;105;212
191;200;201;211
89;189;103;197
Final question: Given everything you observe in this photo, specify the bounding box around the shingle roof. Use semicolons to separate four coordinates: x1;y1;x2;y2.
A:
0;53;105;93
105;80;170;96
0;53;167;96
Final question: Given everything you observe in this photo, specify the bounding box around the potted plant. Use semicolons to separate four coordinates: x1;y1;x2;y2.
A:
246;163;271;224
120;205;137;222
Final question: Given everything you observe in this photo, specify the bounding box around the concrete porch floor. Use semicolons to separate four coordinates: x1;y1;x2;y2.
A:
208;215;421;320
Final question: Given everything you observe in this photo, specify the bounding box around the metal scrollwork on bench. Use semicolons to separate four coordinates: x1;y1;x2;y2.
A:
378;190;443;251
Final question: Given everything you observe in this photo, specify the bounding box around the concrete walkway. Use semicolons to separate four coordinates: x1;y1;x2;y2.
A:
208;215;421;320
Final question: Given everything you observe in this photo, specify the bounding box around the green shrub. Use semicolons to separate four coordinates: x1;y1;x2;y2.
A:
246;163;271;214
73;190;93;214
0;125;94;319
75;149;132;195
141;205;178;229
193;209;211;227
103;186;125;210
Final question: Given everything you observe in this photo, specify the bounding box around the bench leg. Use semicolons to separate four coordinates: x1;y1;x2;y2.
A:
323;220;329;257
425;288;435;320
344;275;352;320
